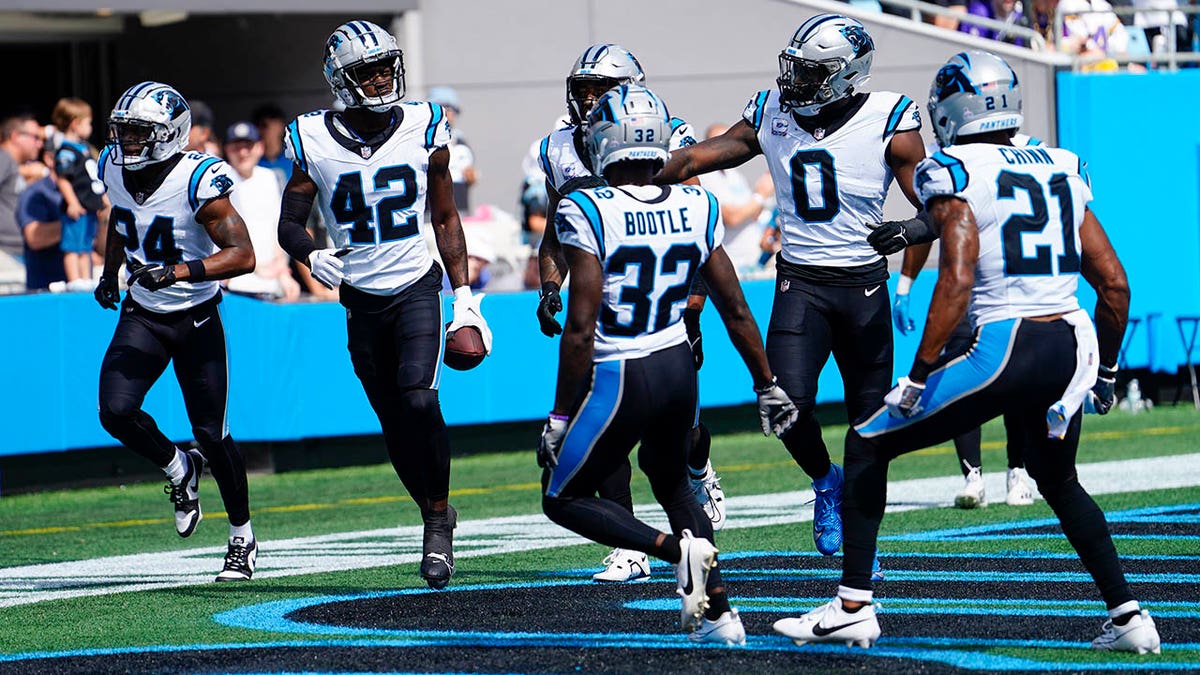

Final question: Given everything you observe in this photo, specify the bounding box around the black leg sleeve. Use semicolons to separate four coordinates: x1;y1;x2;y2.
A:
98;313;175;466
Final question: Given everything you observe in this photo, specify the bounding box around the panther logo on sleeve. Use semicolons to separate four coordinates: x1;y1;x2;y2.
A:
210;174;233;195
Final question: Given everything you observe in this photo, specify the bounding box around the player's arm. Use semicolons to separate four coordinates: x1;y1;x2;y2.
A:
869;130;933;256
700;246;797;436
655;120;761;185
429;146;469;289
552;244;602;415
93;209;126;309
892;241;933;335
535;184;569;336
913;196;976;375
189;196;256;281
1080;207;1130;414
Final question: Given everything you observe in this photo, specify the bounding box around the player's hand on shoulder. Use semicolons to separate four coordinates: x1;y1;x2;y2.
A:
448;286;492;354
885;376;926;418
537;281;563;337
537;413;569;468
307;248;350;290
127;260;178;291
94;274;120;310
755;378;797;437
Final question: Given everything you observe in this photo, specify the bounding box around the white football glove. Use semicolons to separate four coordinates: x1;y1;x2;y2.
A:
447;286;493;354
308;248;350;289
885;376;926;418
755;378;798;437
537;413;569;468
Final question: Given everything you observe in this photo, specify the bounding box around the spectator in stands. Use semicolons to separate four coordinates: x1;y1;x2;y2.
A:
0;113;42;264
961;0;1034;45
52;98;108;290
428;87;477;212
221;121;300;301
1132;0;1191;55
19;138;66;291
697;123;775;272
187;100;221;155
253;103;292;181
519;172;548;246
928;0;968;30
1035;0;1130;61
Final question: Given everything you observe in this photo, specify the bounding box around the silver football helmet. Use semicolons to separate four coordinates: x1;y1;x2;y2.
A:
928;50;1023;147
107;81;191;169
566;44;646;125
585;84;671;175
778;15;874;116
324;20;405;112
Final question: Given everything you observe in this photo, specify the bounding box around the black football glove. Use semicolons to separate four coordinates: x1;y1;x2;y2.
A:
683;307;703;371
94;275;120;310
867;215;936;256
537;281;564;337
128;261;178;291
1090;364;1117;415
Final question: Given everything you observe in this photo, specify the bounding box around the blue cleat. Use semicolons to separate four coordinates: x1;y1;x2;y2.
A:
812;463;843;555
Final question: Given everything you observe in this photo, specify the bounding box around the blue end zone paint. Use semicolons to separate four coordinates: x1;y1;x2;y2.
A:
882;503;1200;542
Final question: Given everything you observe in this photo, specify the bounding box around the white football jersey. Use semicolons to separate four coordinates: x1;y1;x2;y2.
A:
538;117;697;195
743;89;920;268
914;143;1093;326
556;184;724;361
285;102;450;295
98;148;233;313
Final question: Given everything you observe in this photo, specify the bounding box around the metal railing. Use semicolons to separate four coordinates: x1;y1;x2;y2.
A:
879;0;1050;50
1054;3;1200;71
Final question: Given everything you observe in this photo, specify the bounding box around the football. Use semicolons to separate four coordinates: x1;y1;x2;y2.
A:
444;324;487;371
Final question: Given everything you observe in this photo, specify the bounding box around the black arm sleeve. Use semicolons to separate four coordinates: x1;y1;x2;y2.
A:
688;273;709;298
278;191;317;263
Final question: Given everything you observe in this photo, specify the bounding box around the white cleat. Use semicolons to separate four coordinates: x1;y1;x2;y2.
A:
954;461;987;509
676;529;717;631
773;596;881;648
1006;467;1036;506
592;548;651;583
167;448;205;538
690;461;727;532
689;609;746;646
1091;610;1162;654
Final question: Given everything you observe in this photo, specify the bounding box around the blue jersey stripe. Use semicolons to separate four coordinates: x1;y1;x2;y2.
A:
670;117;684;133
856;319;1018;438
286;120;306;173
705;190;719;253
884;96;913;140
931;150;970;193
546;360;624;498
187;157;221;210
1027;136;1043;146
97;146;111;182
570;191;606;260
752;91;769;132
425;103;444;148
538;136;552;179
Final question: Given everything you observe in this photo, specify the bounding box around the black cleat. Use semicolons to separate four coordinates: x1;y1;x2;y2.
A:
166;448;205;538
216;537;257;582
420;505;457;590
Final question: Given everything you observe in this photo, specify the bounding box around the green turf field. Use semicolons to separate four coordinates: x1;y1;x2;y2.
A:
1;406;1197;672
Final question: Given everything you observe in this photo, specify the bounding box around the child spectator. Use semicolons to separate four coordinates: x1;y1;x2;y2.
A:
52;98;108;290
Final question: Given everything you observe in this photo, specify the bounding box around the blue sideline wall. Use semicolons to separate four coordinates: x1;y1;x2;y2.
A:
1057;70;1200;372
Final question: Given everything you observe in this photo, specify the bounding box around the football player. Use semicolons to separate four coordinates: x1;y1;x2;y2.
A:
656;15;926;561
94;82;259;581
887;117;1048;509
773;51;1160;655
534;44;724;584
538;84;797;645
275;21;490;590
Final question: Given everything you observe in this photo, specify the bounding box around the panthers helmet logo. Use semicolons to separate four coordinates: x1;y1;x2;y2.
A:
933;64;977;102
327;34;342;52
210;174;234;195
840;25;874;58
152;89;188;119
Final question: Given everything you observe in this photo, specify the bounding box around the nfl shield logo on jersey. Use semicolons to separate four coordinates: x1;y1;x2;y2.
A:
780;279;790;292
772;117;789;136
360;146;373;159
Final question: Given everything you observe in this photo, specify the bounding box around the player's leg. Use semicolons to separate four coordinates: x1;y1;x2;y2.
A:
591;458;648;582
98;308;204;537
1002;411;1035;506
685;421;725;532
943;320;986;508
637;344;742;644
766;278;840;554
173;302;255;581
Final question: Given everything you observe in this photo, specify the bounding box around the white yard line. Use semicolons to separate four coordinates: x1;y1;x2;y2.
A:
1;452;1198;609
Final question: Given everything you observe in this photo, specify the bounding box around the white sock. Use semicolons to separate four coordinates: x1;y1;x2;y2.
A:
1108;600;1140;618
838;584;874;604
230;522;254;544
163;447;187;484
689;461;712;482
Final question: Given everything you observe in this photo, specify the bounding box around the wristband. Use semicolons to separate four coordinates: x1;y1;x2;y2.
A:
896;274;915;295
753;376;778;394
909;358;935;384
1098;363;1117;378
185;260;207;282
548;412;570;422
